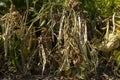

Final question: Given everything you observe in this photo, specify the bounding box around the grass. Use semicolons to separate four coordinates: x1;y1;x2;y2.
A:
0;0;120;79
